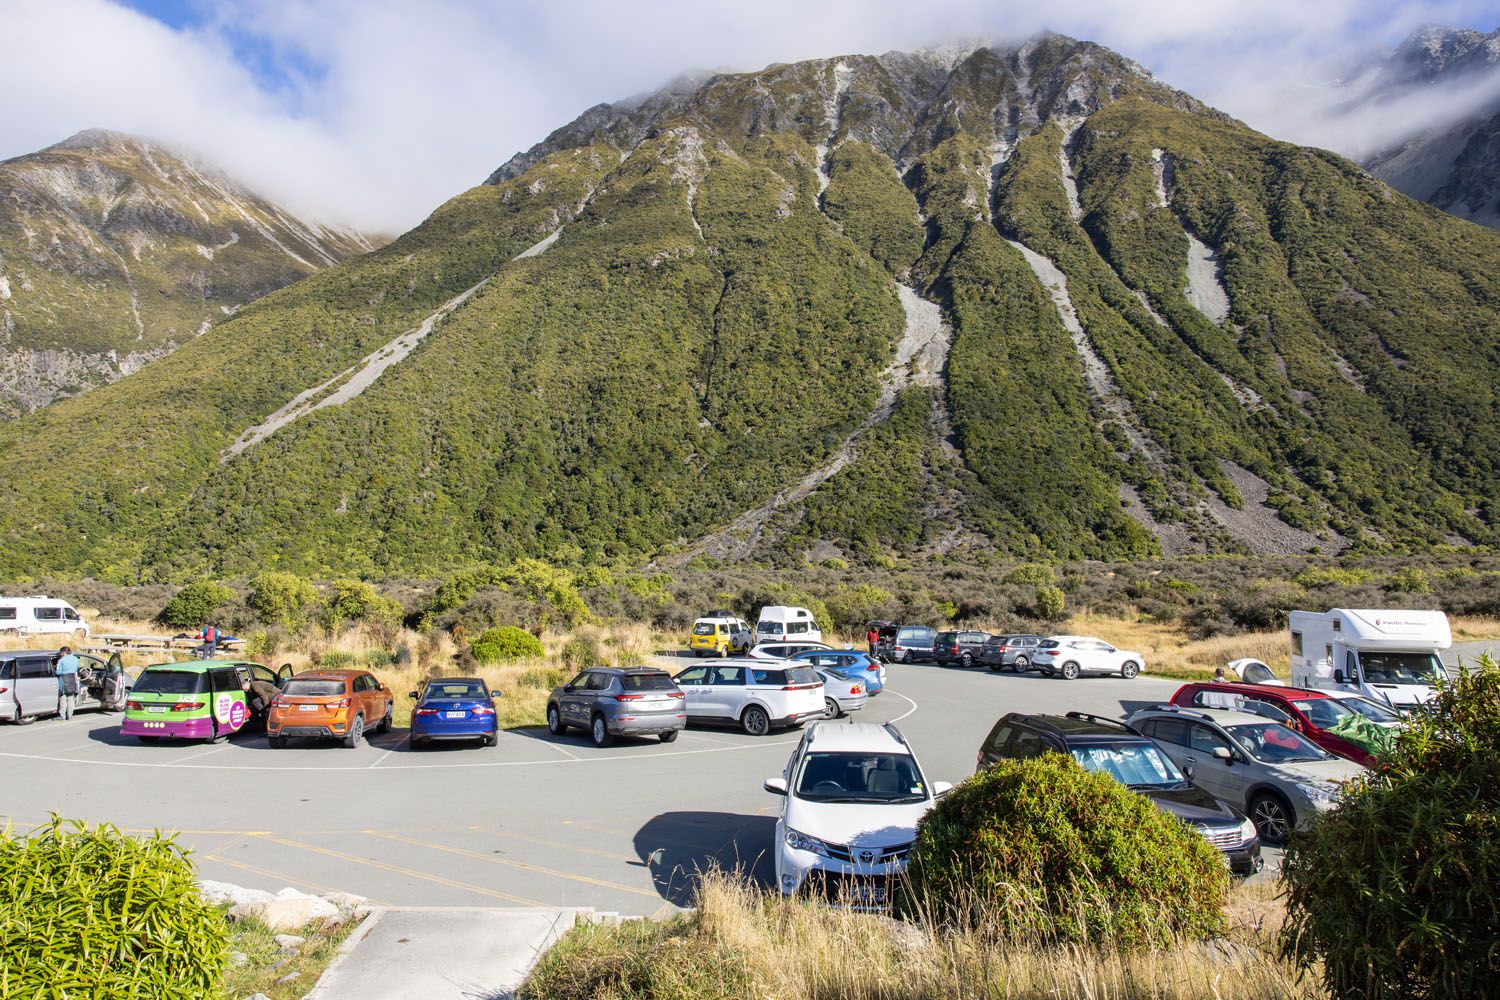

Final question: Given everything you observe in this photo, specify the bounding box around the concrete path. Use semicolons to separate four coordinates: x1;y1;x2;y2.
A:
306;907;589;1000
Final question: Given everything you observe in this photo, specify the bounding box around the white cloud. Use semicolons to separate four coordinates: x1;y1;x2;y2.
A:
2;0;1496;233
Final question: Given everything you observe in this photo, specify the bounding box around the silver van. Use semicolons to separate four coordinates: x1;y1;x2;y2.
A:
1;649;129;724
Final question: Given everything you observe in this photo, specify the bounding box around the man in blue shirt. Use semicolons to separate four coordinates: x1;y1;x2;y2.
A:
55;646;80;720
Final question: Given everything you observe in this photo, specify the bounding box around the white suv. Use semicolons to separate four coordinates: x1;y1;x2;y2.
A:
764;721;951;905
673;660;825;735
1033;635;1145;680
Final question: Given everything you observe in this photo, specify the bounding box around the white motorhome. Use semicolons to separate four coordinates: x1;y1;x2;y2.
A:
755;605;823;645
0;595;90;638
1288;608;1449;712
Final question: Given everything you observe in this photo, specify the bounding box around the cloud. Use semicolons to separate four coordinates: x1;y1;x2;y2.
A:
3;0;1497;233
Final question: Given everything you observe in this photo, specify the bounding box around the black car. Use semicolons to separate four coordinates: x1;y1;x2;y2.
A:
931;630;991;667
977;634;1045;671
977;711;1262;875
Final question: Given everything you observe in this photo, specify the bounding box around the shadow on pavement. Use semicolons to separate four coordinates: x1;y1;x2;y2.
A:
633;811;776;906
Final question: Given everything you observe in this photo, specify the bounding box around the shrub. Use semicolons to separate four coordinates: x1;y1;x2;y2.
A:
1385;566;1432;594
247;571;321;631
1003;562;1054;587
900;755;1229;947
824;584;896;630
1294;566;1372;588
1034;585;1067;621
472;626;544;663
0;818;229;998
324;578;403;630
158;580;235;629
1281;657;1500;998
560;635;603;670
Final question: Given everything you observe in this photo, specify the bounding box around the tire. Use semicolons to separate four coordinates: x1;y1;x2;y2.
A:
409;735;426;749
1120;661;1141;680
342;714;365;749
824;697;840;719
13;706;34;726
209;730;228;744
72;629;87;640
1249;792;1294;846
546;704;564;735
1014;656;1030;672
1060;661;1081;680
718;645;729;658
741;705;770;737
268;735;287;748
987;660;1002;672
590;714;613;748
899;650;912;664
376;703;393;734
481;733;497;748
659;730;679;743
137;735;160;743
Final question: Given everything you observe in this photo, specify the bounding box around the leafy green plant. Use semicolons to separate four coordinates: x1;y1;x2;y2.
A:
1003;563;1054;587
1384;566;1432;594
248;571;321;631
900;755;1229;947
472;626;544;663
1294;566;1372;588
158;580;236;629
560;635;603;670
1281;657;1500;998
824;584;896;629
324;578;403;630
0;817;229;999
1034;585;1067;621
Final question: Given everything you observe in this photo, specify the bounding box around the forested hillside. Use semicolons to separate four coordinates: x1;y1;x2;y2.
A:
0;34;1496;581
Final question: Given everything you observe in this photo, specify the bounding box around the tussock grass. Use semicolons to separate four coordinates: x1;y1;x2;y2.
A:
220;912;358;1000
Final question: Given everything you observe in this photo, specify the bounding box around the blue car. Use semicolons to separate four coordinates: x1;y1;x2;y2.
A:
409;676;501;747
790;649;885;695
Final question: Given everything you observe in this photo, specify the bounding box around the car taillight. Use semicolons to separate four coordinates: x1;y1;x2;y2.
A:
666;691;685;699
415;708;438;717
1041;650;1060;656
849;686;861;695
337;698;351;708
171;701;204;711
126;700;143;711
471;706;495;715
615;694;644;701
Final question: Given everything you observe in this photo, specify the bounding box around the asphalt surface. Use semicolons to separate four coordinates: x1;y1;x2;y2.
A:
1;652;1377;916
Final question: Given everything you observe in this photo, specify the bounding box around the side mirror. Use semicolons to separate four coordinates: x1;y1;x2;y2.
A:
408;690;419;699
491;689;503;699
763;777;788;795
1212;746;1233;762
933;781;954;798
1333;669;1346;684
563;684;575;694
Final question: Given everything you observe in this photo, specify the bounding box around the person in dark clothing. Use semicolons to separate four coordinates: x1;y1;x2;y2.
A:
199;623;220;659
866;625;879;656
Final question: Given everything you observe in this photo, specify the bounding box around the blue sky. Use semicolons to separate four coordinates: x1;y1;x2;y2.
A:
4;0;1499;231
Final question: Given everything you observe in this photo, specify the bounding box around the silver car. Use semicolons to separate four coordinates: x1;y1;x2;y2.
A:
815;667;867;718
1126;705;1365;845
546;667;686;747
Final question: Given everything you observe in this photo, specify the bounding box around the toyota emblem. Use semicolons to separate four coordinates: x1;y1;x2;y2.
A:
859;849;876;863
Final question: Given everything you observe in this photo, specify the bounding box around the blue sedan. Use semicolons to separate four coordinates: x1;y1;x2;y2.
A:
409;676;501;748
790;649;885;695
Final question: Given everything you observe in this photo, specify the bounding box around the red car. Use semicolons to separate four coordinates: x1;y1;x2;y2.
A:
1169;682;1395;765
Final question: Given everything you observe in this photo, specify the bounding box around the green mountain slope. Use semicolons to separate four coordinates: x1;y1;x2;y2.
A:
0;130;374;418
1;35;1498;581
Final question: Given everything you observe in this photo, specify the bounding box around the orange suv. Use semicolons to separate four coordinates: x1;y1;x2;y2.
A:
267;670;393;748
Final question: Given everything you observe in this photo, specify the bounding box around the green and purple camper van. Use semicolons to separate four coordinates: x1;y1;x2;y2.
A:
121;660;290;742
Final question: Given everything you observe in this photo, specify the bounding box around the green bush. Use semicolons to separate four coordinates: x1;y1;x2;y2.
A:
324;578;403;630
158;580;235;629
824;584;896;630
1003;563;1054;587
900;755;1229;947
1034;585;1067;621
1294;566;1372;588
472;626;544;663
247;571;321;631
1281;657;1500;998
560;635;603;670
1385;566;1432;594
0;818;229;998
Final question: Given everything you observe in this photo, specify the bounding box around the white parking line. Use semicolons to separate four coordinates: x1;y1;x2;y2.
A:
366;748;396;769
167;744;233;765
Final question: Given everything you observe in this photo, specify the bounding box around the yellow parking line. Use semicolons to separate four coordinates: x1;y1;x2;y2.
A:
202;849;390;905
368;830;659;899
464;824;640;865
257;834;551;907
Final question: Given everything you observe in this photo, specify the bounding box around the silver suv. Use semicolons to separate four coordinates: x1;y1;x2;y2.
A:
546;667;686;747
1125;704;1365;844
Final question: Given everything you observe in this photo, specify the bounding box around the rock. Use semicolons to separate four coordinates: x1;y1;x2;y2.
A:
197;879;274;909
273;972;300;985
243;994;272;1000
274;934;306;952
265;958;287;974
321;891;368;911
227;887;339;931
229;951;249;968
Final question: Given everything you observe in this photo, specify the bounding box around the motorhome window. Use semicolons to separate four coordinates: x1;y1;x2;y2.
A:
1332;618;1341;631
1358;652;1446;685
34;607;62;621
64;609;80;621
787;621;810;635
756;621;780;635
1346;651;1359;679
0;608;14;620
1290;631;1303;655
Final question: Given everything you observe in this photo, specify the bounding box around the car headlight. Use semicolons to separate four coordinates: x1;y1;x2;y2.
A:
1238;817;1258;843
784;829;829;856
1296;782;1338;807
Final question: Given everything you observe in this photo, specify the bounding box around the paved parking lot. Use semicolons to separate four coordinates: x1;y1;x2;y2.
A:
1;660;1282;914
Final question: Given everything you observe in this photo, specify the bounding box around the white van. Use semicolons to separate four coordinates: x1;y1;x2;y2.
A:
0;596;90;638
1288;608;1450;713
755;605;822;645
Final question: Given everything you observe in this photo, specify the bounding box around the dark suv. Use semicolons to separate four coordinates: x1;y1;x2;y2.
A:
879;625;936;663
977;711;1262;875
977;634;1044;672
931;630;992;668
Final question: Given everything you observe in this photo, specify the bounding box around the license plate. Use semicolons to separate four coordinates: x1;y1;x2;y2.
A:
848;884;885;904
445;711;465;719
146;706;167;714
298;704;319;712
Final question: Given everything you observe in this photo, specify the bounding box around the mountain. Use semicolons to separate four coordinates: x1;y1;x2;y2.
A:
0;33;1498;582
1344;26;1500;228
0;129;376;418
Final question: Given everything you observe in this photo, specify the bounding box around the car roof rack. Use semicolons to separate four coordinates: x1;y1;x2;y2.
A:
882;722;907;745
1063;711;1137;733
1142;703;1216;722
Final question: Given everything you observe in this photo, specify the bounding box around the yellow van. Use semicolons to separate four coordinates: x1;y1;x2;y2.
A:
689;614;752;657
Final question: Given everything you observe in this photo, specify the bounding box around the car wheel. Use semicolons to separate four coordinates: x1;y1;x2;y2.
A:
718;645;729;657
376;703;393;733
546;704;564;735
209;729;228;745
137;735;160;743
482;733;497;748
899;650;911;664
961;652;973;668
590;714;613;748
824;697;840;719
269;735;287;748
1014;656;1030;672
409;735;426;749
1120;661;1141;680
343;714;365;749
1250;792;1294;846
13;706;34;726
659;730;679;743
742;705;770;736
1061;661;1081;680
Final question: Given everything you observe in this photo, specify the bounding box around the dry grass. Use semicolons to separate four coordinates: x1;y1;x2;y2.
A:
1065;611;1286;681
523;870;1322;1000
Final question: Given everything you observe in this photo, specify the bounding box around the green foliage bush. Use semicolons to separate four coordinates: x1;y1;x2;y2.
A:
0;818;229;999
901;756;1228;946
247;571;321;631
472;626;544;663
560;636;603;670
1282;657;1500;998
1034;585;1067;621
1003;563;1054;587
158;580;235;629
1294;566;1372;588
324;578;403;630
824;584;896;629
1384;566;1432;594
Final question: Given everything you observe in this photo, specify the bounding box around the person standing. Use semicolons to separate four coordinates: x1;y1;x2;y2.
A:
866;624;879;656
199;623;220;659
55;646;80;720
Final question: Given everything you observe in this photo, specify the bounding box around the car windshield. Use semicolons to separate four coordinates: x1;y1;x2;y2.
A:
1291;698;1356;729
425;681;487;700
132;670;205;695
1070;743;1186;788
692;623;715;635
1358;652;1446;686
1226;722;1329;763
621;673;674;691
795;752;928;803
282;679;345;698
1338;696;1403;724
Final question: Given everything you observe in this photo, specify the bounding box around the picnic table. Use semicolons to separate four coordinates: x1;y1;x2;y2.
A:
94;633;245;652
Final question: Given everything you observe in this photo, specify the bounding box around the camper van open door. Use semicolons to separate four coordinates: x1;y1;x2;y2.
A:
1288;608;1450;713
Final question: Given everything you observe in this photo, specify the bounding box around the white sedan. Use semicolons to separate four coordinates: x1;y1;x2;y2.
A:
1032;636;1146;680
